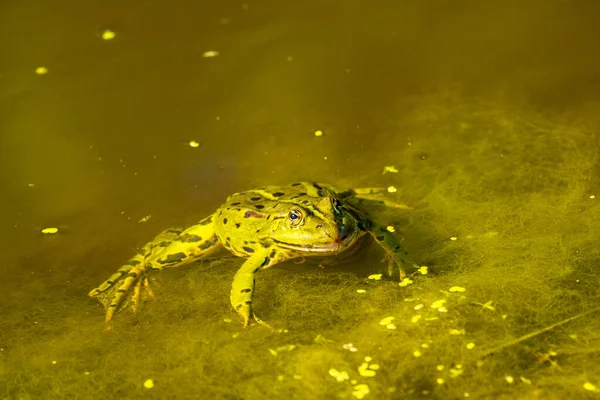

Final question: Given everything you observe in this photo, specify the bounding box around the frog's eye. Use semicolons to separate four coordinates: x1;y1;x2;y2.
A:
288;209;303;227
331;198;343;215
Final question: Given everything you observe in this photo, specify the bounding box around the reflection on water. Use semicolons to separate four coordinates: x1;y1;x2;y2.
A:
2;1;600;399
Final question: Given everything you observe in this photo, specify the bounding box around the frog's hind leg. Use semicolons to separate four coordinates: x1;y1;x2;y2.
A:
368;220;419;280
352;187;412;210
89;215;222;326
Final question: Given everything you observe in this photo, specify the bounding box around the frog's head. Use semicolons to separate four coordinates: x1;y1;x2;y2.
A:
268;196;362;254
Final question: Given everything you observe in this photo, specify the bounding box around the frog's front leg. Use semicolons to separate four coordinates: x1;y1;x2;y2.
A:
230;248;286;328
369;220;419;280
89;215;222;326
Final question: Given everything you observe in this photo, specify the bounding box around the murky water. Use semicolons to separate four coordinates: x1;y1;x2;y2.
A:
2;1;600;399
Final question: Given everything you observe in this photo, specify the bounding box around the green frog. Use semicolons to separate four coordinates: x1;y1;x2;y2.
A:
89;182;418;329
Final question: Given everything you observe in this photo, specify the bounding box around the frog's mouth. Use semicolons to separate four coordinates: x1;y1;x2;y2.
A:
272;237;353;253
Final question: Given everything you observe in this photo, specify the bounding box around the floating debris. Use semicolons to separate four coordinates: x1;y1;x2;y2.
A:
387;186;397;193
314;130;324;137
466;342;475;349
189;140;200;148
399;278;413;287
430;299;446;309
329;368;350;382
382;166;398;174
449;286;466;292
386;225;395;232
418;266;428;275
450;236;458;241
368;274;382;280
353;383;370;399
138;215;152;223
101;29;116;40
379;316;395;326
41;228;58;234
411;315;422;323
356;289;367;294
35;66;48;75
203;50;219;58
583;382;597;392
343;343;358;352
143;379;154;389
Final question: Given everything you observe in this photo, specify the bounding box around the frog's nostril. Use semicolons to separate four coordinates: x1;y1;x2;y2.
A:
316;224;323;229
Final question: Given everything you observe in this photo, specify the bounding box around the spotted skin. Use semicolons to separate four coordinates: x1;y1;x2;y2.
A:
89;182;418;329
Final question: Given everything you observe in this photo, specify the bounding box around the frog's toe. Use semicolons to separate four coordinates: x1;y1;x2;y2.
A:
234;303;252;328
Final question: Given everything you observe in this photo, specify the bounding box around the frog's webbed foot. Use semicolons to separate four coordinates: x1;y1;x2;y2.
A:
88;259;154;325
369;222;419;281
234;303;276;331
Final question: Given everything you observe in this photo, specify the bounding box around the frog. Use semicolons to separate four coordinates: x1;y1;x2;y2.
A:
88;182;418;329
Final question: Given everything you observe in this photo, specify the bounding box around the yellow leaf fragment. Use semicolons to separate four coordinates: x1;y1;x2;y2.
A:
411;315;422;323
583;382;597;392
368;274;382;280
450;236;458;241
418;266;428;275
143;379;154;389
101;30;116;40
41;228;58;234
520;376;532;385
430;299;446;309
189;140;200;148
386;225;395;232
379;316;395;326
329;368;350;382
399;278;413;287
35;66;48;75
387;186;397;193
358;363;376;377
449;286;466;292
382;165;398;174
314;130;324;137
353;383;370;399
466;342;475;349
505;376;514;384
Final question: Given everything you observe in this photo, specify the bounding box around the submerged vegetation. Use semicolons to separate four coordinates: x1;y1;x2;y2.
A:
3;94;600;399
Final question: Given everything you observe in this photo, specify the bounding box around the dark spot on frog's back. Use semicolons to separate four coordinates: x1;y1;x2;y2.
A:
223;218;228;225
272;191;286;197
291;182;302;186
250;197;261;201
255;204;265;210
244;210;264;218
230;202;241;206
242;246;255;253
179;234;202;243
235;223;241;228
158;252;187;264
